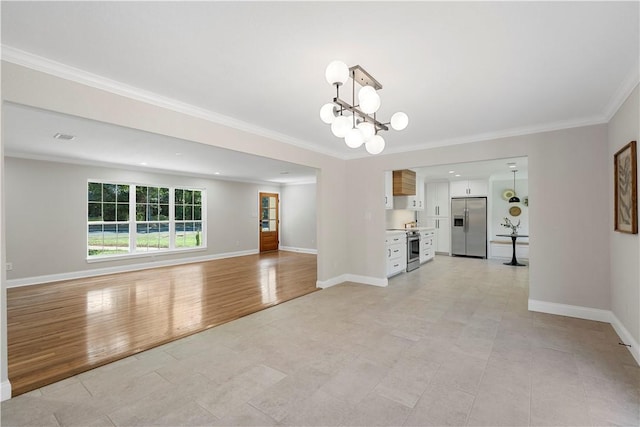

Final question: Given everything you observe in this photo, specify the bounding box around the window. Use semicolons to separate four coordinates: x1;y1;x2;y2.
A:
175;189;203;248
88;181;205;258
88;182;130;256
136;186;170;252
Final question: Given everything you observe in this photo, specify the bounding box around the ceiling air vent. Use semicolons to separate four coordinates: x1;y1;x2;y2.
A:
53;133;76;141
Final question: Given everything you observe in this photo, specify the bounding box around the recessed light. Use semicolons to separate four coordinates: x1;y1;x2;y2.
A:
53;133;75;141
455;174;461;177
448;170;455;174
140;162;147;166
214;172;221;175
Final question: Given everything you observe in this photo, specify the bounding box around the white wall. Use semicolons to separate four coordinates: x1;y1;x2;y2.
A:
608;84;640;351
4;157;283;282
347;124;611;312
280;183;317;251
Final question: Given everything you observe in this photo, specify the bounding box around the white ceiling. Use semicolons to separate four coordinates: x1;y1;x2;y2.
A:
1;1;638;179
3;103;317;184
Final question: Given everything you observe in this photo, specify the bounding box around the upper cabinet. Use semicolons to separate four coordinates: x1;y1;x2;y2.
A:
394;173;424;210
450;179;488;197
426;182;449;217
384;171;394;209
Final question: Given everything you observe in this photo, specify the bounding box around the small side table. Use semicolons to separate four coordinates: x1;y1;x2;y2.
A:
497;234;529;266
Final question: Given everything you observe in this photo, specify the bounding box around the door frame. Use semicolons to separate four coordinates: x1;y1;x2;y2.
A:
258;191;280;252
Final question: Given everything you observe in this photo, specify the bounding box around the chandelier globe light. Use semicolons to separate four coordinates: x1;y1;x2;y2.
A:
365;134;385;155
319;103;337;124
345;127;365;148
325;60;350;86
390;112;409;131
331;115;351;138
321;60;408;155
357;121;375;141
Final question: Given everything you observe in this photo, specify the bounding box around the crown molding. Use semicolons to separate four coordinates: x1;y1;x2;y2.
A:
1;45;346;159
603;60;640;121
3;45;632;162
370;114;609;158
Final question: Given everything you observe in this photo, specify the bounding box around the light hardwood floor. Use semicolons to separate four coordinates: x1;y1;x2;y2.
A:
7;251;318;396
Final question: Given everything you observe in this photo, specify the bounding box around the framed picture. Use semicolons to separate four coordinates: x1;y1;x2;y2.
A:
614;140;637;234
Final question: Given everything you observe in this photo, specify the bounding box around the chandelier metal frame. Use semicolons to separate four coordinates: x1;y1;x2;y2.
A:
332;65;389;133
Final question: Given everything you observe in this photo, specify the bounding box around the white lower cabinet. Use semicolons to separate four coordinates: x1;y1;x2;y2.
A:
419;229;435;263
386;232;407;277
426;217;450;253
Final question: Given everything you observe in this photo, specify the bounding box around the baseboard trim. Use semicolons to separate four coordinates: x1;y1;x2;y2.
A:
279;246;318;255
1;380;11;402
6;249;259;288
316;274;388;289
528;299;611;322
610;312;640;366
529;299;639;366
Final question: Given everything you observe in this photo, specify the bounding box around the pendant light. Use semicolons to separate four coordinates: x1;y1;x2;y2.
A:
509;170;521;203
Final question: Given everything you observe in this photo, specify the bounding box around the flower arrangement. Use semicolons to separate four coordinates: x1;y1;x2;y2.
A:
501;217;521;235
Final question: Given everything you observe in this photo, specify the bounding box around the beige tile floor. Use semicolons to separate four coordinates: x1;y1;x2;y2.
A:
2;256;639;426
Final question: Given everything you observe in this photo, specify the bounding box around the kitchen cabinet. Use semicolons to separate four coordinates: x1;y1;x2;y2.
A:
450;179;488;197
419;228;435;263
393;174;424;210
384;171;393;209
426;182;449;217
385;232;406;277
426;217;450;253
392;169;416;195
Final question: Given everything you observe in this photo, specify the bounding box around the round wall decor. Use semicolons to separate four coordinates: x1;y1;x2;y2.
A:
502;189;515;201
509;205;522;216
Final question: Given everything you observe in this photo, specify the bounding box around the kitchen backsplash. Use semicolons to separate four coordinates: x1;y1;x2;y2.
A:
385;209;417;229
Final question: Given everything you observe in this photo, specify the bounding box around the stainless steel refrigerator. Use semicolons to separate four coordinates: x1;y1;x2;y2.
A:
451;197;487;258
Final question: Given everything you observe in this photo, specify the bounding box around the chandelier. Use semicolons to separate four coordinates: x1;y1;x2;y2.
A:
320;60;408;155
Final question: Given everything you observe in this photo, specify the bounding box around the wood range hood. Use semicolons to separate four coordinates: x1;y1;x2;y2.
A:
392;169;416;196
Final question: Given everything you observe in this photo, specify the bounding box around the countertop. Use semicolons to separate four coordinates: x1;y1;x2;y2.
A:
387;227;435;233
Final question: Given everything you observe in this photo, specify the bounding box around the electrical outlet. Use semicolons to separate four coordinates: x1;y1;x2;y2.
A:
6;262;13;271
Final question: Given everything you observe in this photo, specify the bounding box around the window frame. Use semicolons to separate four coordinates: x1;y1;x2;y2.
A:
87;180;207;262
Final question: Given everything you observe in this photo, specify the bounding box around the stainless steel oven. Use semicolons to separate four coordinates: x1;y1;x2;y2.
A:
406;230;420;272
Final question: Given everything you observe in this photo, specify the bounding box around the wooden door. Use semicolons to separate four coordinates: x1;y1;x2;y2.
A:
259;192;279;252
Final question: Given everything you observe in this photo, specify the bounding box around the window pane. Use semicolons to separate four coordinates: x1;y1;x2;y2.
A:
185;205;193;220
88;203;102;221
149;187;159;203
116;185;129;203
116;224;129;250
136;204;146;221
175;205;184;221
159;204;169;220
194;206;201;221
103;184;116;202
103;203;116;221
185;190;193;204
159;187;169;204
88;182;102;202
136;186;147;203
117;203;129;222
147;205;157;221
194;191;201;205
175;189;184;204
